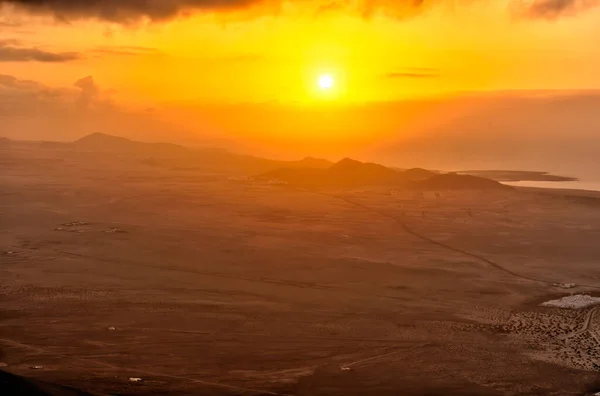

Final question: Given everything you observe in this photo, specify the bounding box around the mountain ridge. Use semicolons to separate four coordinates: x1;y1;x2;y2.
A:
258;158;508;190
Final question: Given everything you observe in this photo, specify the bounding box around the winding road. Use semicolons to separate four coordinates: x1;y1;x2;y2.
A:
561;307;600;342
315;191;600;291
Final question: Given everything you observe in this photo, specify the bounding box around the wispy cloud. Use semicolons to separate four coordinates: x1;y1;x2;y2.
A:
92;45;163;57
0;19;34;34
0;40;81;62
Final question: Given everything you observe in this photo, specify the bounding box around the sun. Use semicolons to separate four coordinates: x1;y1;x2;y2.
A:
318;74;334;90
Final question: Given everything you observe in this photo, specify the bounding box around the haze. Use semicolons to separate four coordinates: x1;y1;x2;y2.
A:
4;1;600;396
2;0;600;172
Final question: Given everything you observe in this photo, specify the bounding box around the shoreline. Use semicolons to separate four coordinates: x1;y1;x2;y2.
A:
458;170;578;183
505;181;600;195
517;185;600;195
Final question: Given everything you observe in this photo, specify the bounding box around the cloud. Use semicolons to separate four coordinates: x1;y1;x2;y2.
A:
314;0;351;16
514;0;600;19
0;19;34;34
0;0;486;22
0;73;70;117
4;0;599;23
0;0;271;23
0;39;81;62
0;73;204;144
0;74;99;115
74;75;98;111
92;45;163;57
359;0;600;20
0;73;40;91
385;67;440;79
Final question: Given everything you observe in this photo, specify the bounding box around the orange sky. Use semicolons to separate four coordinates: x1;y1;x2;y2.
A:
3;1;600;103
2;0;600;161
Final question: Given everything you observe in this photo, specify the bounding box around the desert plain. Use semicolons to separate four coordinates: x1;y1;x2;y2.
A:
3;139;600;395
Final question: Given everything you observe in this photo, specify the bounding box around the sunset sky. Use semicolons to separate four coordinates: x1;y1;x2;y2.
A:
2;0;600;168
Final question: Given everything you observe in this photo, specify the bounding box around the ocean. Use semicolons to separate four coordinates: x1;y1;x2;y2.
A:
503;179;600;192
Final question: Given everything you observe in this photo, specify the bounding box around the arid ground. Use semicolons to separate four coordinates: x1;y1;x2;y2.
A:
3;142;600;395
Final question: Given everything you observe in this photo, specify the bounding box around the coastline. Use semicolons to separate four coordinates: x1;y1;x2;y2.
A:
504;180;600;194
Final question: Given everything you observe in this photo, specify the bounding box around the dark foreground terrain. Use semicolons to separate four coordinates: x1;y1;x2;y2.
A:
3;141;600;395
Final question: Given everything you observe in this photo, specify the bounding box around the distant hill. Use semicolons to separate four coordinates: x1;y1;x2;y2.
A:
329;158;406;185
75;132;132;147
5;133;508;190
290;156;333;169
258;158;409;187
70;133;331;175
258;159;508;190
403;168;437;181
74;132;188;157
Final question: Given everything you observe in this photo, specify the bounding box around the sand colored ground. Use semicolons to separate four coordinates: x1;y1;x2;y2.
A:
2;143;600;395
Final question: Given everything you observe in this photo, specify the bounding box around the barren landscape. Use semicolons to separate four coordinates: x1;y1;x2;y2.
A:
3;139;600;395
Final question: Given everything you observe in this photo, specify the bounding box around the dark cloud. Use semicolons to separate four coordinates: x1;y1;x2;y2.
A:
0;0;471;22
514;0;600;19
0;40;81;62
362;0;600;20
3;0;599;23
0;0;268;23
385;67;440;79
0;73;69;116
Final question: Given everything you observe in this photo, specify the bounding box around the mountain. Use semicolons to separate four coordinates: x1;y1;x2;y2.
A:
74;132;188;157
290;156;333;169
258;158;409;187
258;159;507;189
71;133;331;175
403;168;438;181
329;158;407;185
74;132;133;148
7;133;506;189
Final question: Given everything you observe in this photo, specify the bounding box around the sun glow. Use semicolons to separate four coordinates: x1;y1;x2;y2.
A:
318;74;335;90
